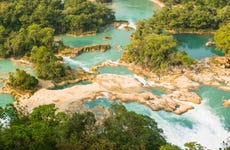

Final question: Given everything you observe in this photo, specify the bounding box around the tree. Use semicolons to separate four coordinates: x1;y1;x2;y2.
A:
31;46;67;80
184;142;207;150
214;22;230;54
0;104;173;150
160;144;181;150
123;33;194;72
0;104;63;150
8;69;38;90
102;104;167;150
0;0;115;58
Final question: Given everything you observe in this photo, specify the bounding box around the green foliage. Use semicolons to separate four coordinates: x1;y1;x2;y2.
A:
184;142;207;150
0;0;115;82
96;0;112;3
102;104;167;149
31;46;68;81
0;104;63;150
0;0;114;34
3;24;54;57
214;22;230;54
8;69;38;90
0;104;173;150
160;144;181;150
0;0;115;58
152;0;230;32
123;33;194;72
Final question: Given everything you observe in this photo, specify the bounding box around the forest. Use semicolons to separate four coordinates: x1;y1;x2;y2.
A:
0;0;115;58
0;104;180;150
122;0;230;72
0;0;115;81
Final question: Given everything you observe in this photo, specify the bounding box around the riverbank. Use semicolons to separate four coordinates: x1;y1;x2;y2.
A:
119;54;230;89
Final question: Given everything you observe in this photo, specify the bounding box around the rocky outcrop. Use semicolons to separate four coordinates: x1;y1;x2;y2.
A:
113;20;129;28
119;55;230;92
172;76;200;90
59;44;111;57
18;74;199;115
123;25;135;31
223;100;230;107
102;36;112;40
167;89;201;104
90;61;120;73
66;30;97;37
205;41;215;47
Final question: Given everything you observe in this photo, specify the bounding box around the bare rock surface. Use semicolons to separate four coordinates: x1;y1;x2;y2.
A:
18;74;197;114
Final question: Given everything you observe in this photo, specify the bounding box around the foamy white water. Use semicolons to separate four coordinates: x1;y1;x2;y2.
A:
118;20;137;30
134;74;148;86
128;20;137;30
63;56;90;72
123;99;229;149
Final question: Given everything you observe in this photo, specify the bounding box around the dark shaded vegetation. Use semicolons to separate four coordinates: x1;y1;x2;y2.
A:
0;104;179;150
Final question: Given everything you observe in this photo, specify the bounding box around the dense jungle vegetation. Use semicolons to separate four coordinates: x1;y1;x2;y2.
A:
0;0;115;81
0;104;180;150
122;0;230;73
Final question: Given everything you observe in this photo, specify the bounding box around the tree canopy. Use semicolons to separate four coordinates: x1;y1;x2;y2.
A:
8;69;38;90
0;104;179;150
0;0;115;58
214;22;230;54
0;0;114;81
122;32;194;73
156;0;230;31
121;0;230;72
31;46;71;81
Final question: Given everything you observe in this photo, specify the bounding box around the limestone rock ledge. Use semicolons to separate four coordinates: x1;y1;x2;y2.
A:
223;100;230;107
59;44;111;58
18;74;199;115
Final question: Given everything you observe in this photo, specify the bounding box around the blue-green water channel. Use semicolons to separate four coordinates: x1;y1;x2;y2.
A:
0;94;14;108
0;59;28;108
174;34;224;60
0;60;21;78
98;66;135;76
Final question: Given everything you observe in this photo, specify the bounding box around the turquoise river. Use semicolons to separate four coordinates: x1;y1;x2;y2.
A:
0;0;229;149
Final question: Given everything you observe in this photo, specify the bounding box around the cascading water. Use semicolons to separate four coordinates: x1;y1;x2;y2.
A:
63;0;230;148
118;20;137;30
123;101;229;149
63;56;90;72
